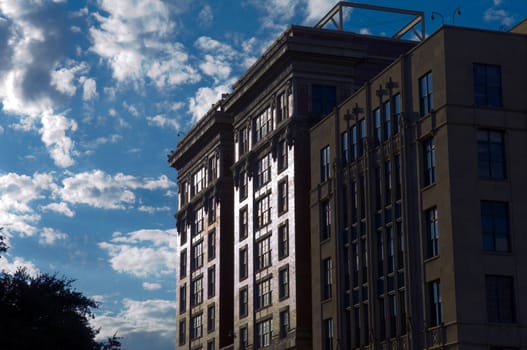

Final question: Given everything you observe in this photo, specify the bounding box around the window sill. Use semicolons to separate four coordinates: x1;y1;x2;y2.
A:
424;255;440;263
421;182;437;192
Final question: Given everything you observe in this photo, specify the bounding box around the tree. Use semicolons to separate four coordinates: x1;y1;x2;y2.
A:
0;227;7;258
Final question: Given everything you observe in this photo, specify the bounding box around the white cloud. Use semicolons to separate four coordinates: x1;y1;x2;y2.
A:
82;77;98;100
302;0;334;25
39;112;78;168
142;282;162;290
359;28;372;35
92;298;176;340
188;81;233;123
199;54;232;82
39;227;68;245
137;205;171;213
146;114;180;131
493;0;502;6
40;202;75;217
98;228;177;277
484;8;515;27
50;62;88;96
248;0;299;30
198;4;213;26
0;255;39;276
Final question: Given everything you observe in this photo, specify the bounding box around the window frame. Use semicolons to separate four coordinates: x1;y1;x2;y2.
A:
473;63;502;107
419;71;433;116
478;129;506;180
320;145;331;182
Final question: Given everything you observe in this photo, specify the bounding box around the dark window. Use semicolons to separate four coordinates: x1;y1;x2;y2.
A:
429;280;442;327
179;319;186;345
320;145;331;182
179;284;187;313
320;200;331;241
278;222;289;259
207;266;215;298
208;230;215;261
191;276;203;307
323;318;333;350
358;119;366;157
423;138;436;186
278;139;288;172
278;179;288;214
207;305;215;332
384;160;392;206
192;167;207;197
419;71;433;116
426;207;439;257
383;100;391;140
239;170;248;200
312;84;336;118
180;220;187;245
393;94;401;134
256;318;272;348
254;107;273;144
191;240;204;271
208;154;217;183
239;246;248;280
481;201;510;252
486;275;515;323
191;313;203;339
279;267;289;299
474;63;502;107
239;127;249;156
207;339;215;350
208;196;216;224
256;278;272;309
239;326;248;349
180;249;187;279
322;258;332;300
239;287;248;318
341;130;349;164
276;91;289;123
351;124;358;161
374;108;382;146
255;236;271;271
195;206;205;235
239;207;248;240
255;153;271;189
280;309;289;338
478;129;506;179
255;194;271;229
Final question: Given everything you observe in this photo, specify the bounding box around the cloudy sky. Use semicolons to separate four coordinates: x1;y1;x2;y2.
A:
0;0;525;349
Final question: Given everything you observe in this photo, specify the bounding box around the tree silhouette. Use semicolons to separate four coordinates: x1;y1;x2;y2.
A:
0;227;7;258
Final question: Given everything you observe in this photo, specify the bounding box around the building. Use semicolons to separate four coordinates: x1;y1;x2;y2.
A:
169;105;235;350
310;23;527;350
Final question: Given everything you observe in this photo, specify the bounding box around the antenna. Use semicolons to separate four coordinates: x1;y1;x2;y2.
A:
431;11;444;25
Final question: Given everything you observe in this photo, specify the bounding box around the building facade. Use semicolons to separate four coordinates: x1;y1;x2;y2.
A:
169;106;235;350
310;25;527;350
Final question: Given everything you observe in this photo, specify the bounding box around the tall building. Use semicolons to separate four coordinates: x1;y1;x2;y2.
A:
310;23;527;350
169;105;234;350
169;3;423;349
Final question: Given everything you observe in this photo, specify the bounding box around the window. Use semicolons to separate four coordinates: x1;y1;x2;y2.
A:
191;276;203;306
280;309;290;338
208;230;215;261
279;267;289;299
277;91;289;123
256;278;272;309
423;138;436;186
256;194;271;229
341;130;349;164
179;284;187;313
239;170;248;200
383;100;392;140
393;94;401;134
180;181;188;207
207;339;215;350
473;63;502;107
428;280;442;327
419;71;433;116
278;179;288;214
239;246;248;280
256;318;272;348
351;124;358;161
322;258;332;300
208;154;217;182
278;222;289;259
478;129;506;179
278;139;288;172
320;200;331;241
239;127;249;157
179;319;186;345
256;236;271;270
486;275;515;323
358;119;366;157
195;206;205;235
208;266;215;298
320;145;331;182
425;207;439;257
191;313;203;339
191;240;204;270
239;287;248;318
207;196;216;224
180;220;187;245
481;201;510;252
256;153;271;188
374;108;382;146
312;84;336;118
239;207;248;240
192;167;207;197
207;305;215;332
384;160;392;206
254;107;273;143
323;318;333;350
180;249;187;279
239;326;248;349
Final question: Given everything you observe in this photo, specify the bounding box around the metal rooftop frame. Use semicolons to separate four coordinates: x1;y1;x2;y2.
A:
315;1;425;41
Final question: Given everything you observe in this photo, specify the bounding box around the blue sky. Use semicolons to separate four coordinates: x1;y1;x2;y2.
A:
0;0;525;349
